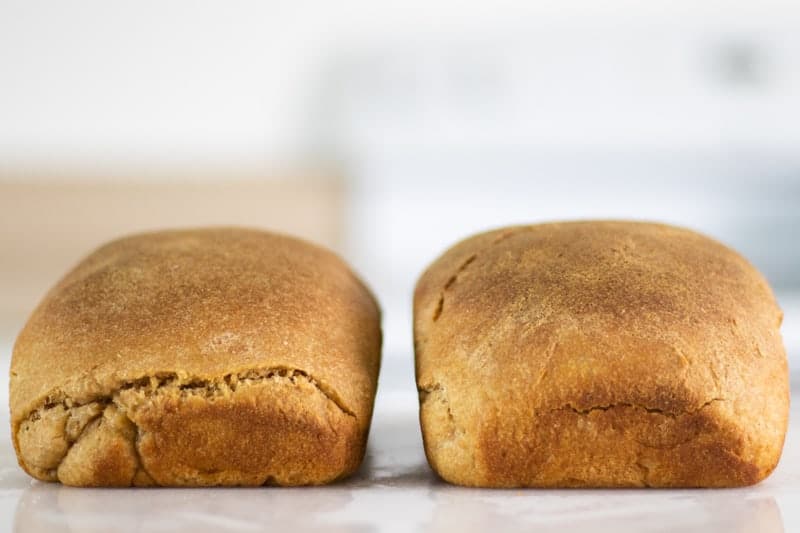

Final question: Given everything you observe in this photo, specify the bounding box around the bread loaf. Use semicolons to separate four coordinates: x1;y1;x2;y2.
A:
414;221;788;487
11;227;381;486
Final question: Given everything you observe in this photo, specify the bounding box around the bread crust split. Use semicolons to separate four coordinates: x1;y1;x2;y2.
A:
11;228;381;487
414;221;789;488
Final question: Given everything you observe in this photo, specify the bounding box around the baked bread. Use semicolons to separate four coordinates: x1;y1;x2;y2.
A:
414;221;788;487
11;227;381;487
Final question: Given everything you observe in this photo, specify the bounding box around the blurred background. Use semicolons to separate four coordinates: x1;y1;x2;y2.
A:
1;0;799;405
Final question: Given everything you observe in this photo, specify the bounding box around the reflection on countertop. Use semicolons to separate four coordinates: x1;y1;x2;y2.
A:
6;471;788;533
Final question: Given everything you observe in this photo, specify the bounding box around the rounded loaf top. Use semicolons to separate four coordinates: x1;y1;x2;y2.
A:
415;220;782;343
11;227;381;428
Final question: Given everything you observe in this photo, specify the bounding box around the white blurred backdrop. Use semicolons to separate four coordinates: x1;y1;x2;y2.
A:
1;0;799;381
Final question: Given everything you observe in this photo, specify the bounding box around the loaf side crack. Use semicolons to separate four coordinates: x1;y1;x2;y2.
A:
555;398;725;418
18;365;356;485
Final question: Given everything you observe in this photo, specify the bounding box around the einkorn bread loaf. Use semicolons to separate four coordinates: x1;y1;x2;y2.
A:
414;221;788;487
11;228;381;487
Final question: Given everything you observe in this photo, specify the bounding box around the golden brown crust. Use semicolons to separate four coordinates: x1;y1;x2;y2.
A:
414;221;788;487
11;227;381;486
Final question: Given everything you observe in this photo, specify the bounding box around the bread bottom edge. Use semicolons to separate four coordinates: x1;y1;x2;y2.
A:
14;368;366;487
420;392;785;488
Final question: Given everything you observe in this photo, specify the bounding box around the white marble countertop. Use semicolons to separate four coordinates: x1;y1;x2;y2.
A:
2;354;799;533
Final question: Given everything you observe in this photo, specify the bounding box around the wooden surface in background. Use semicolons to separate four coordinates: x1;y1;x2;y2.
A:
0;176;344;331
